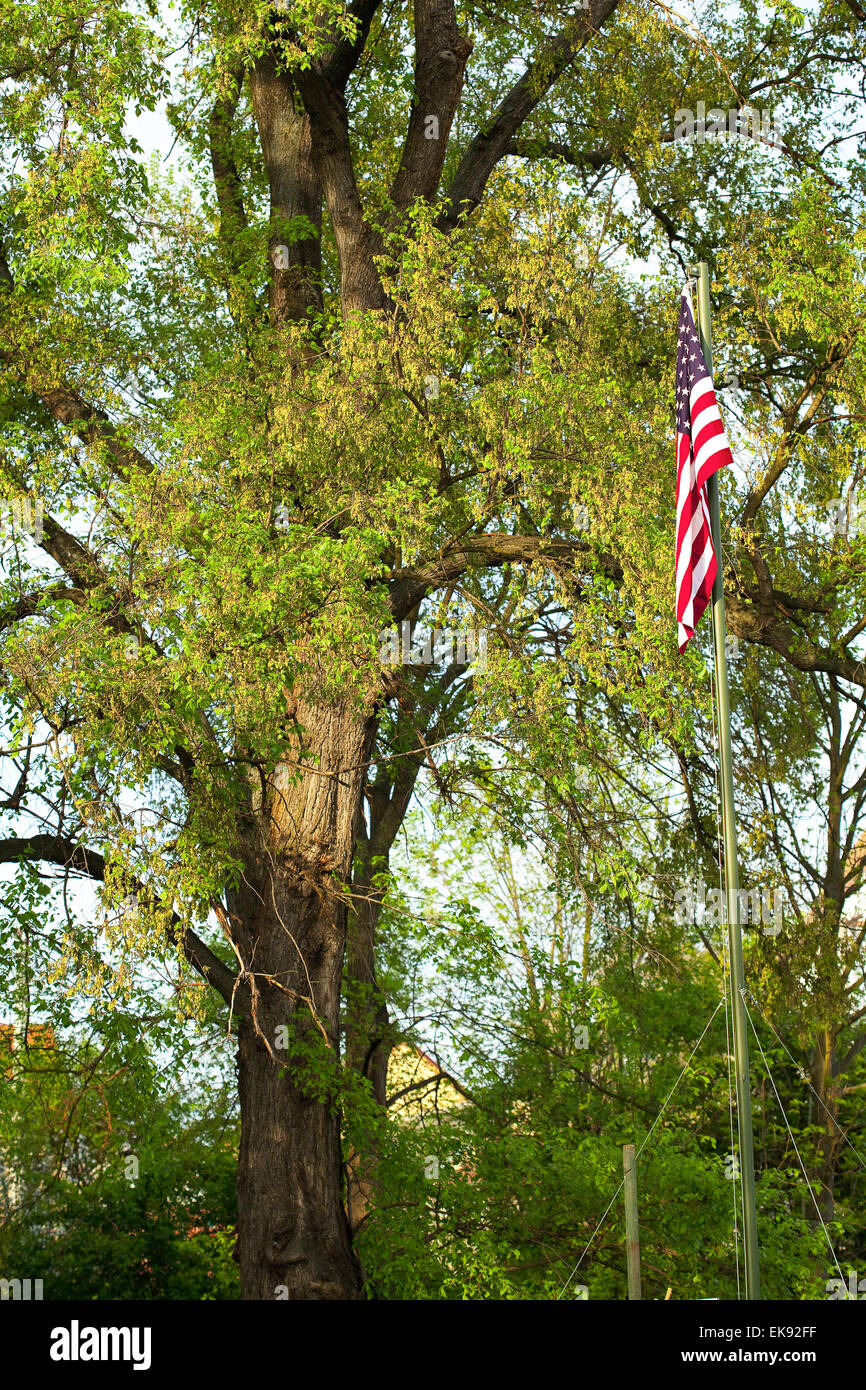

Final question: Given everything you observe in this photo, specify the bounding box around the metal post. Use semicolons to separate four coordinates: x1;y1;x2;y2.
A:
623;1143;641;1300
695;262;761;1301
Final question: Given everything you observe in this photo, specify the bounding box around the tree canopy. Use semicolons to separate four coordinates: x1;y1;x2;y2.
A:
1;0;866;1301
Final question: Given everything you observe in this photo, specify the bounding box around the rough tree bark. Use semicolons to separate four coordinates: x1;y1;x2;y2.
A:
0;0;675;1303
227;699;376;1299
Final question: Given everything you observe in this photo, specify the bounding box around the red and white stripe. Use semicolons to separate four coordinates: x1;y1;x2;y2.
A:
676;303;733;652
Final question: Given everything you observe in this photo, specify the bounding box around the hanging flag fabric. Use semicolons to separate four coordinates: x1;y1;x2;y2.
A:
675;283;734;652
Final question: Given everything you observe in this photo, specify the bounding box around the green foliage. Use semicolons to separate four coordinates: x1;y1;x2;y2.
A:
1;0;866;1301
0;1023;240;1299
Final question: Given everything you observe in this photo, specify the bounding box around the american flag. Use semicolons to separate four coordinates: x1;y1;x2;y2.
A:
675;284;734;652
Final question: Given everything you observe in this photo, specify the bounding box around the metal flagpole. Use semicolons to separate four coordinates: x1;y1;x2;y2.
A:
694;262;761;1301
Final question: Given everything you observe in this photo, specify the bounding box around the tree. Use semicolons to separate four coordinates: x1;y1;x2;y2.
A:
0;877;240;1298
1;0;865;1299
347;791;832;1299
0;1026;239;1300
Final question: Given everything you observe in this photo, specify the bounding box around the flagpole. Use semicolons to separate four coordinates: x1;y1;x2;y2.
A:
695;262;761;1301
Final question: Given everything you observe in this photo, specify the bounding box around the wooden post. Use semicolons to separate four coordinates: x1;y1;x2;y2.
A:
623;1143;641;1300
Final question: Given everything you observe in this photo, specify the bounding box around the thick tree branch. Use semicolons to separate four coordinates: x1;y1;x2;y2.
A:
250;54;324;323
390;0;473;211
293;63;385;314
741;337;854;527
505;136;612;170
0;450;106;595
0;585;88;633
0;246;153;480
0;835;243;1010
319;0;383;89
24;384;153;480
209;64;251;277
726;592;866;689
437;0;620;232
388;531;621;618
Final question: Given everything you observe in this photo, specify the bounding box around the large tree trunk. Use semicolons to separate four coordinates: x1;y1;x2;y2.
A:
228;698;376;1299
